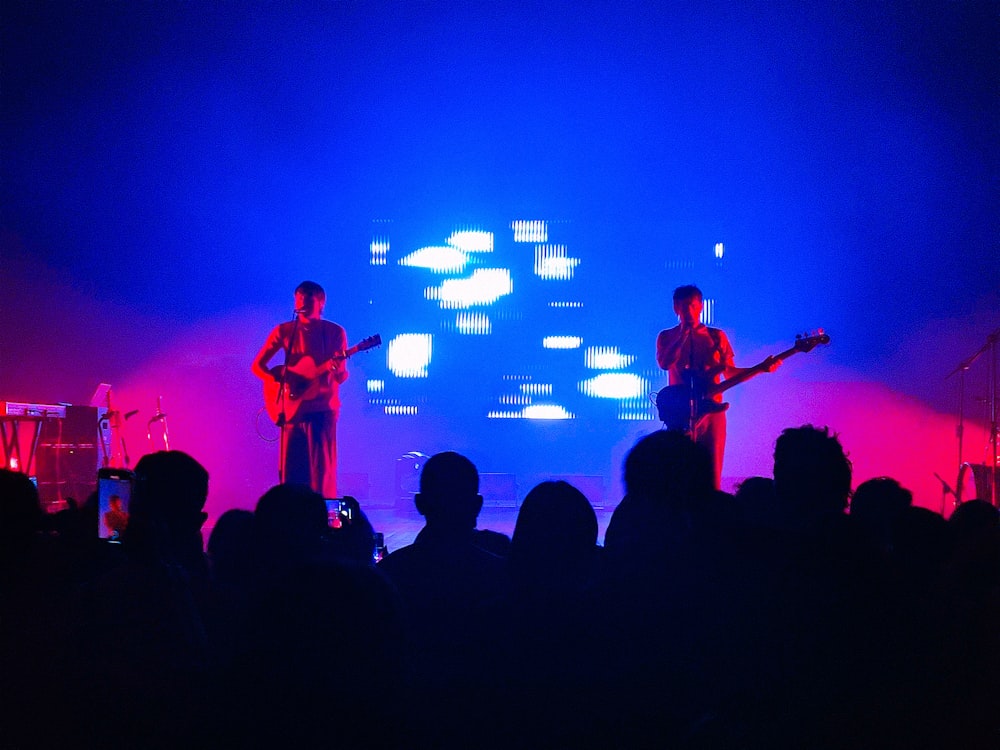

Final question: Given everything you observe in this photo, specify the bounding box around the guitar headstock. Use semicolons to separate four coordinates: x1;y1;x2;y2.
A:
357;334;382;352
794;330;831;352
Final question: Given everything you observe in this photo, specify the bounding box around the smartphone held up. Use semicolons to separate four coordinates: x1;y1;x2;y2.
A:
98;467;134;542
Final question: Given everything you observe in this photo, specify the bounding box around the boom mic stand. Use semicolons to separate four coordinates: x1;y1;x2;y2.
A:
147;395;170;451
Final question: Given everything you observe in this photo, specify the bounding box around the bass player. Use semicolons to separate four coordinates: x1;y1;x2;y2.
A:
656;284;778;489
253;280;348;497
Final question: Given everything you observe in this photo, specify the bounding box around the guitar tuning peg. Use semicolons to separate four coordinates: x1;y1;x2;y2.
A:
795;333;802;340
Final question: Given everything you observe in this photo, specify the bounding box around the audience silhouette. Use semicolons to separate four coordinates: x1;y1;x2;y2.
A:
2;428;998;748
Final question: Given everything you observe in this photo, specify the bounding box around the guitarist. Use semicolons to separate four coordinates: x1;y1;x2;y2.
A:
252;280;348;497
656;285;778;489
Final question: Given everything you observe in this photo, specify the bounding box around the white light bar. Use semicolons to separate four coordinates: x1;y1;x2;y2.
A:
523;404;574;420
618;410;653;421
384;405;419;416
584;346;635;370
455;312;491;335
487;405;575;420
425;268;513;309
519;383;552;395
399;245;469;272
500;394;533;406
534;244;580;280
542;336;583;349
447;230;493;253
387;334;433;378
579;373;649;399
366;380;385;393
370;238;389;266
511;220;547;243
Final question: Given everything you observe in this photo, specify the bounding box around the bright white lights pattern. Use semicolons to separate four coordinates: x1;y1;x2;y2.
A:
579;373;649;399
585;346;635;370
542;336;583;349
370;238;389;266
534;245;580;280
548;301;584;309
399;245;469;272
447;230;493;253
366;380;385;393
387;334;433;378
511;220;547;243
455;312;491;335
520;383;552;395
425;268;513;309
715;242;724;259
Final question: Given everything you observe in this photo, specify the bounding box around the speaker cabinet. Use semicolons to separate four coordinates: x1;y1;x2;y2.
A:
36;406;99;507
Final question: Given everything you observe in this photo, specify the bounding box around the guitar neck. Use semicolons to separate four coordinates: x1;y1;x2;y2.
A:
709;344;801;397
332;335;381;362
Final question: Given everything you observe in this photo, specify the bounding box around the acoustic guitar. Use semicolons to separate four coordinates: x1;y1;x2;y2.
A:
264;334;381;424
656;332;830;431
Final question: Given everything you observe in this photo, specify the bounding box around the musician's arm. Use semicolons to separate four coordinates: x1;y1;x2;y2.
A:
251;328;283;382
331;359;349;385
656;329;687;370
725;357;780;379
329;326;349;385
717;332;741;379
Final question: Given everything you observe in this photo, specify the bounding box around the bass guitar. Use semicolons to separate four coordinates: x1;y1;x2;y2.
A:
264;334;381;424
655;332;830;431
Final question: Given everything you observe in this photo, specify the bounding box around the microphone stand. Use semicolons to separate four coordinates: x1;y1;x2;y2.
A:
947;328;1000;507
990;328;999;508
687;329;697;436
933;471;957;516
276;310;302;484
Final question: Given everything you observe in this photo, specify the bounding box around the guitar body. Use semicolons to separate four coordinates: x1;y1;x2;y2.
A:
655;384;729;432
263;356;329;424
263;334;381;425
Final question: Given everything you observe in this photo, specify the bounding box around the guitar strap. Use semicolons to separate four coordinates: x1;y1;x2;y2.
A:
707;327;722;356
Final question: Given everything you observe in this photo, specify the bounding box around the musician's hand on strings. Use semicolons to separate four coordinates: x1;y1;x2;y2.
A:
764;356;781;373
329;352;349;384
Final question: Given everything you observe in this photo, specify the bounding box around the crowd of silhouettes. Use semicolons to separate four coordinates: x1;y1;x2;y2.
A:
1;425;999;748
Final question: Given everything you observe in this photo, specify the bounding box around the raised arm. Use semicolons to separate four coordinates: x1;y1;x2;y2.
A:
656;327;689;370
